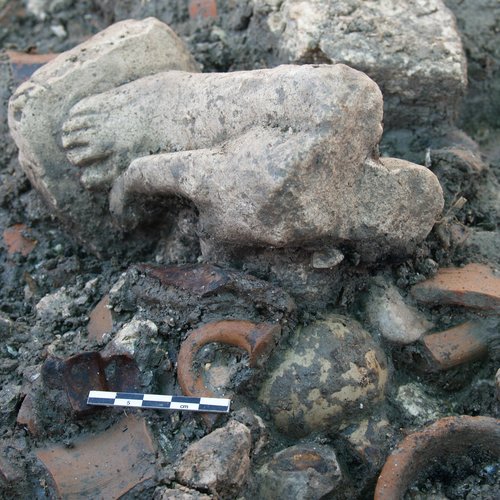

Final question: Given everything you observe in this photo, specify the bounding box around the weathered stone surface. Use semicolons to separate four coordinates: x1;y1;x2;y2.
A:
445;0;500;129
154;486;212;499
232;407;269;457
256;443;342;500
9;18;444;259
106;69;442;258
396;382;443;425
336;415;395;494
8;18;199;254
258;0;466;128
0;383;20;422
176;420;252;497
259;315;388;437
35;287;72;322
365;279;433;344
496;368;500;401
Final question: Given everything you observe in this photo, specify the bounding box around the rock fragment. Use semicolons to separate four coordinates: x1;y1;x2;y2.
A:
176;420;252;497
154;486;212;499
35;287;72;322
336;415;395;494
395;383;443;425
256;444;342;500
496;368;500;401
365;280;433;344
259;315;388;437
0;383;21;422
259;0;466;128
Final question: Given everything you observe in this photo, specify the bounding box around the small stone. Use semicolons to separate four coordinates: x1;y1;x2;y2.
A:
337;416;395;491
231;407;269;457
365;280;433;344
102;317;158;376
87;294;113;341
0;383;21;421
395;382;442;425
50;23;66;38
154;485;212;499
312;247;344;269
259;314;389;437
496;368;500;401
0;314;13;337
176;420;252;497
37;415;156;498
411;263;500;312
104;317;157;356
256;443;342;500
35;287;72;322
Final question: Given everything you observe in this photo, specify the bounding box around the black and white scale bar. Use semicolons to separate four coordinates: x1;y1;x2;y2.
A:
87;390;231;413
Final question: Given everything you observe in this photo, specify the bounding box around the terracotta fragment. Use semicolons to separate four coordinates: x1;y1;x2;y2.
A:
374;416;500;500
16;393;41;436
177;320;281;400
7;50;58;84
41;351;140;414
137;263;229;297
189;0;217;19
62;352;108;413
421;321;490;370
87;294;113;341
37;415;156;498
2;224;37;256
411;263;500;312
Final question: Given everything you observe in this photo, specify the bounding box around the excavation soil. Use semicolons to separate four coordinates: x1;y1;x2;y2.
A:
0;1;499;499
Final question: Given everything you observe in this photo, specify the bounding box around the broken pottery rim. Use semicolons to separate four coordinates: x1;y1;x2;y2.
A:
374;415;500;500
177;319;281;400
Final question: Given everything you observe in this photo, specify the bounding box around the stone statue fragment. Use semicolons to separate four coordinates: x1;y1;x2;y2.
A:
9;18;443;259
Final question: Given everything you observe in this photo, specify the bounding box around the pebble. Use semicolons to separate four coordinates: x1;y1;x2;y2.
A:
259;314;389;437
35;287;72;321
365;280;433;344
257;444;342;500
395;382;443;425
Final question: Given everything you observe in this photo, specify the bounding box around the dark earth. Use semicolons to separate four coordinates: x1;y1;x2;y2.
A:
0;1;499;499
